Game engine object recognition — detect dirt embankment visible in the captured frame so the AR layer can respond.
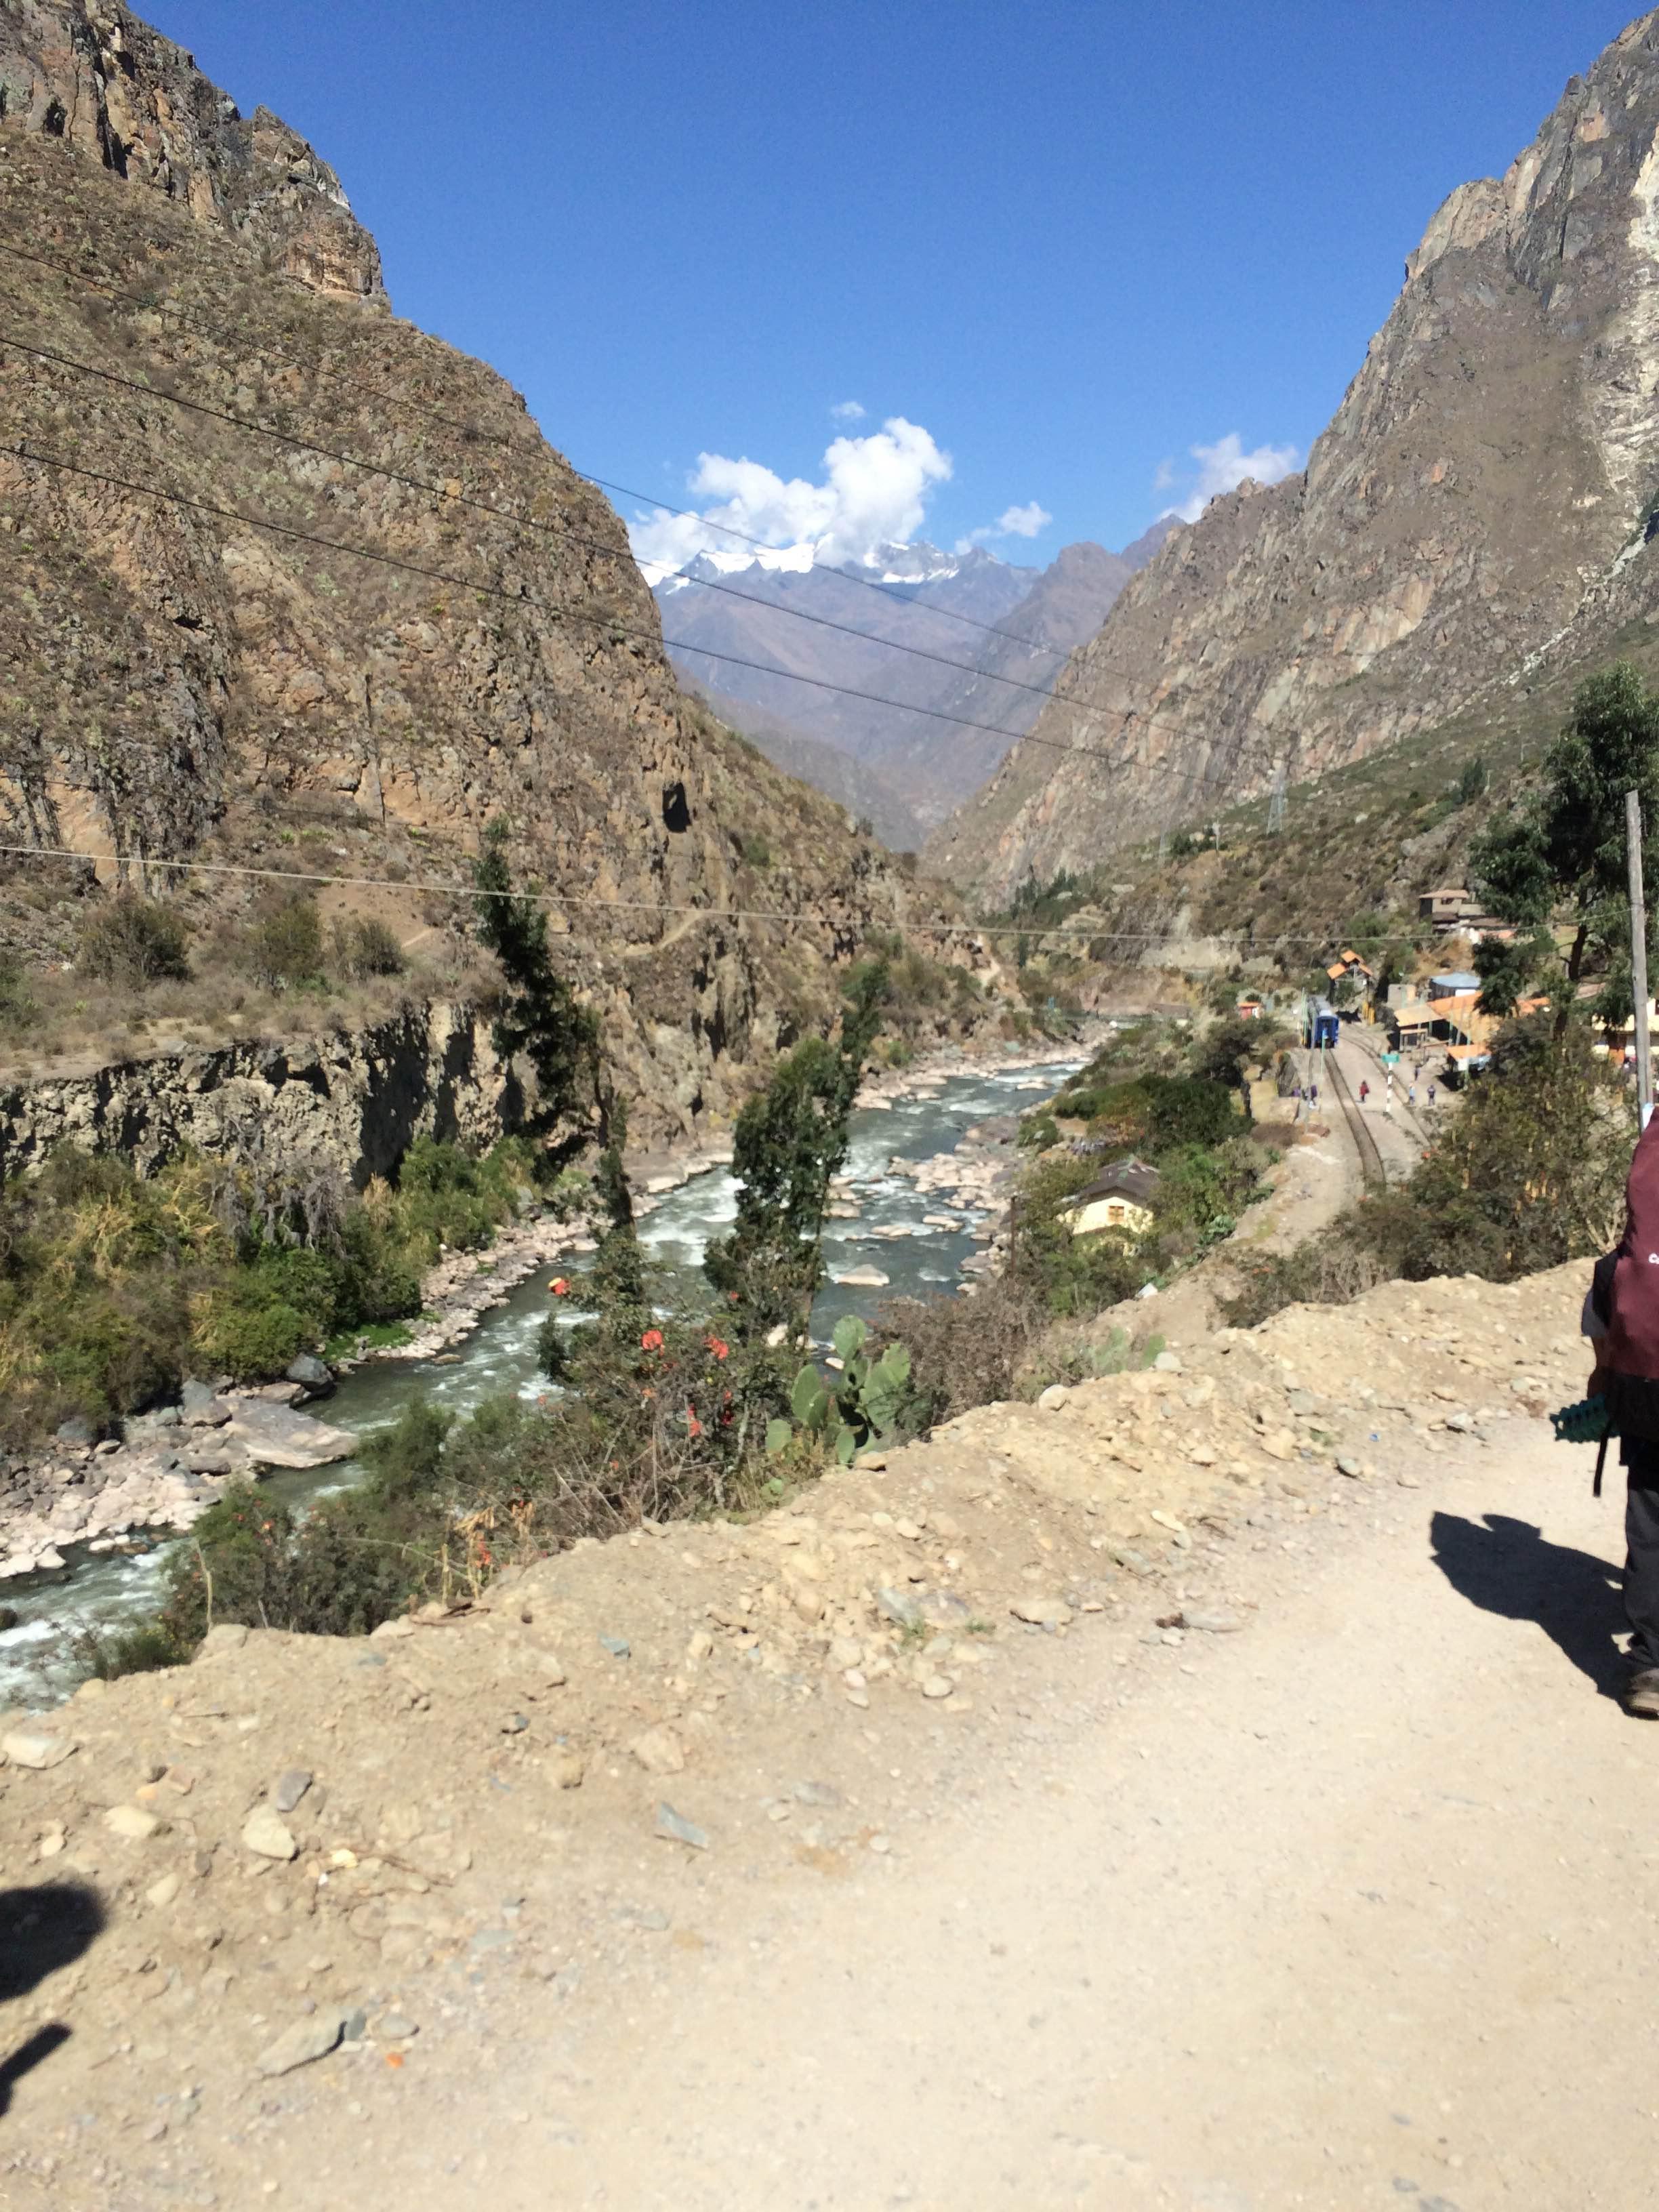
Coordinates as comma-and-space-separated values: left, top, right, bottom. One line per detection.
0, 1258, 1591, 2206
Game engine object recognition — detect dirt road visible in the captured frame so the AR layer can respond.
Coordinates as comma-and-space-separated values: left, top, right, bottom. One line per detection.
465, 1421, 1640, 2212
189, 1425, 1642, 2212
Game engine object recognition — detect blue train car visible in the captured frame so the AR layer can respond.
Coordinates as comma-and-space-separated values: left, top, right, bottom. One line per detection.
1308, 998, 1340, 1050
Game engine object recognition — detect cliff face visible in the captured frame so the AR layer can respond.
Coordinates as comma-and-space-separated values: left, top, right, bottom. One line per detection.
0, 0, 383, 298
0, 1000, 518, 1183
930, 9, 1659, 899
0, 3, 978, 1148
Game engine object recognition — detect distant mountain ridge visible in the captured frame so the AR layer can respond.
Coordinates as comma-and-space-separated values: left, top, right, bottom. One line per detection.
929, 9, 1659, 899
653, 523, 1177, 836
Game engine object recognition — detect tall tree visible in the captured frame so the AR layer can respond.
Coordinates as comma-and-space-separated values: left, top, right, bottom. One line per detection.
1471, 662, 1659, 1033
472, 818, 600, 1132
704, 959, 890, 1338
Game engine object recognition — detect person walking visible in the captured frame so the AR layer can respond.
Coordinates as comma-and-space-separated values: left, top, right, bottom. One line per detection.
1408, 1083, 1418, 1109
1584, 1120, 1659, 1714
1427, 1082, 1437, 1109
1359, 1079, 1370, 1107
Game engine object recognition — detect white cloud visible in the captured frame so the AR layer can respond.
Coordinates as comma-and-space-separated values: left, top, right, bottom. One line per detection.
1152, 457, 1176, 493
628, 416, 953, 582
953, 500, 1054, 554
830, 399, 865, 421
1161, 433, 1300, 523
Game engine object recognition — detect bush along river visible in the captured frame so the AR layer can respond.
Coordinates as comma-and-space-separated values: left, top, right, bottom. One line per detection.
0, 1046, 1083, 1704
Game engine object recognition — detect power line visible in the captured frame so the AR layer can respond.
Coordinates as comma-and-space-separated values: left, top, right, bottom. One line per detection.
9, 438, 1128, 753
0, 324, 1074, 712
0, 840, 1433, 951
0, 234, 1105, 672
0, 238, 1283, 796
580, 466, 1076, 658
0, 234, 523, 452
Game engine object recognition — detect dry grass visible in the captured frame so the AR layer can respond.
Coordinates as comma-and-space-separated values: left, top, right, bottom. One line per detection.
0, 916, 492, 1080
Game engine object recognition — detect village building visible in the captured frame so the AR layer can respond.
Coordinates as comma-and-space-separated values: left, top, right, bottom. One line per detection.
1061, 1160, 1161, 1240
1388, 998, 1437, 1052
1416, 890, 1513, 940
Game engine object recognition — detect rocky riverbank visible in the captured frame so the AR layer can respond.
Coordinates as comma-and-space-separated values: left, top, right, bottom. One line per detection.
818, 1037, 1089, 1294
0, 1386, 360, 1582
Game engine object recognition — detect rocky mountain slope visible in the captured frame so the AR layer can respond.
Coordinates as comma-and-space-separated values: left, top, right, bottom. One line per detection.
656, 529, 1173, 834
930, 8, 1659, 899
684, 683, 928, 853
0, 1, 985, 1147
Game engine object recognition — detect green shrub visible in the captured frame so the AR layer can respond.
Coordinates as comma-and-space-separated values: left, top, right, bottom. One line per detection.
77, 895, 191, 986
77, 1617, 191, 1678
1221, 1239, 1389, 1331
194, 1296, 310, 1380
334, 1212, 424, 1324
358, 1397, 453, 1498
0, 950, 39, 1027
331, 915, 405, 979
1018, 1110, 1060, 1150
247, 893, 325, 987
876, 1275, 1046, 1430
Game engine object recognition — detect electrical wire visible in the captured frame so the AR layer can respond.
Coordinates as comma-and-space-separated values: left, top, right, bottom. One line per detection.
577, 465, 1078, 657
0, 236, 1275, 805
0, 232, 1169, 692
0, 324, 1075, 711
0, 234, 522, 452
0, 226, 1086, 660
9, 438, 1129, 752
0, 840, 1427, 951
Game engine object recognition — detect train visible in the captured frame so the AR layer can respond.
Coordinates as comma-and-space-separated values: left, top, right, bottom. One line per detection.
1307, 998, 1341, 1050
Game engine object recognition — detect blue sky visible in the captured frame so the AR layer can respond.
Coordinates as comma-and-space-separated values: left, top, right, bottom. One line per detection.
152, 0, 1641, 565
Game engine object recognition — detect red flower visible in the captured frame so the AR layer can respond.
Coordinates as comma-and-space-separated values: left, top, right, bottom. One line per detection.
705, 1336, 729, 1361
548, 1277, 570, 1296
641, 1328, 664, 1351
687, 1412, 703, 1438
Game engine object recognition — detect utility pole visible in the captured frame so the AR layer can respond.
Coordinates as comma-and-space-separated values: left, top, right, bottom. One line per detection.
1628, 787, 1653, 1130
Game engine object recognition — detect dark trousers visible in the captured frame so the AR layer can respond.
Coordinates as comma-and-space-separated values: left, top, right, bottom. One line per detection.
1624, 1441, 1659, 1671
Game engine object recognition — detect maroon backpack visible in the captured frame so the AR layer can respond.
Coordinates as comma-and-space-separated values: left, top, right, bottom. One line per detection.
1601, 1113, 1659, 1441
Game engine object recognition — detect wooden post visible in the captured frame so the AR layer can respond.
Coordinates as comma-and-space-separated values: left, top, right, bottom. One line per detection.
1627, 787, 1653, 1130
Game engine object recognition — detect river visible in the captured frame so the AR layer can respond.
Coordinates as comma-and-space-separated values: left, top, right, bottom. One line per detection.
0, 1050, 1080, 1708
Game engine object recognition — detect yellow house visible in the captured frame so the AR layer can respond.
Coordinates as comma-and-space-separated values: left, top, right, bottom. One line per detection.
1062, 1159, 1161, 1240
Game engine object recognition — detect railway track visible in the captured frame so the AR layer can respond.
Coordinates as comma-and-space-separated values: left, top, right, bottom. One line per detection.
1326, 1050, 1386, 1191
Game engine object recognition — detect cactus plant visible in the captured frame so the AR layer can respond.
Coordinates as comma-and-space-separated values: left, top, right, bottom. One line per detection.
786, 1315, 913, 1465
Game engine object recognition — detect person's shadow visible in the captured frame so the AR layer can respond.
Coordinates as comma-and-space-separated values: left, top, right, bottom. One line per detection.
0, 1882, 106, 2119
1430, 1511, 1628, 1698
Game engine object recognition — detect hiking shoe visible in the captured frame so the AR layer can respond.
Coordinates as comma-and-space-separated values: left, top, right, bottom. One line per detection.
1626, 1668, 1659, 1718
